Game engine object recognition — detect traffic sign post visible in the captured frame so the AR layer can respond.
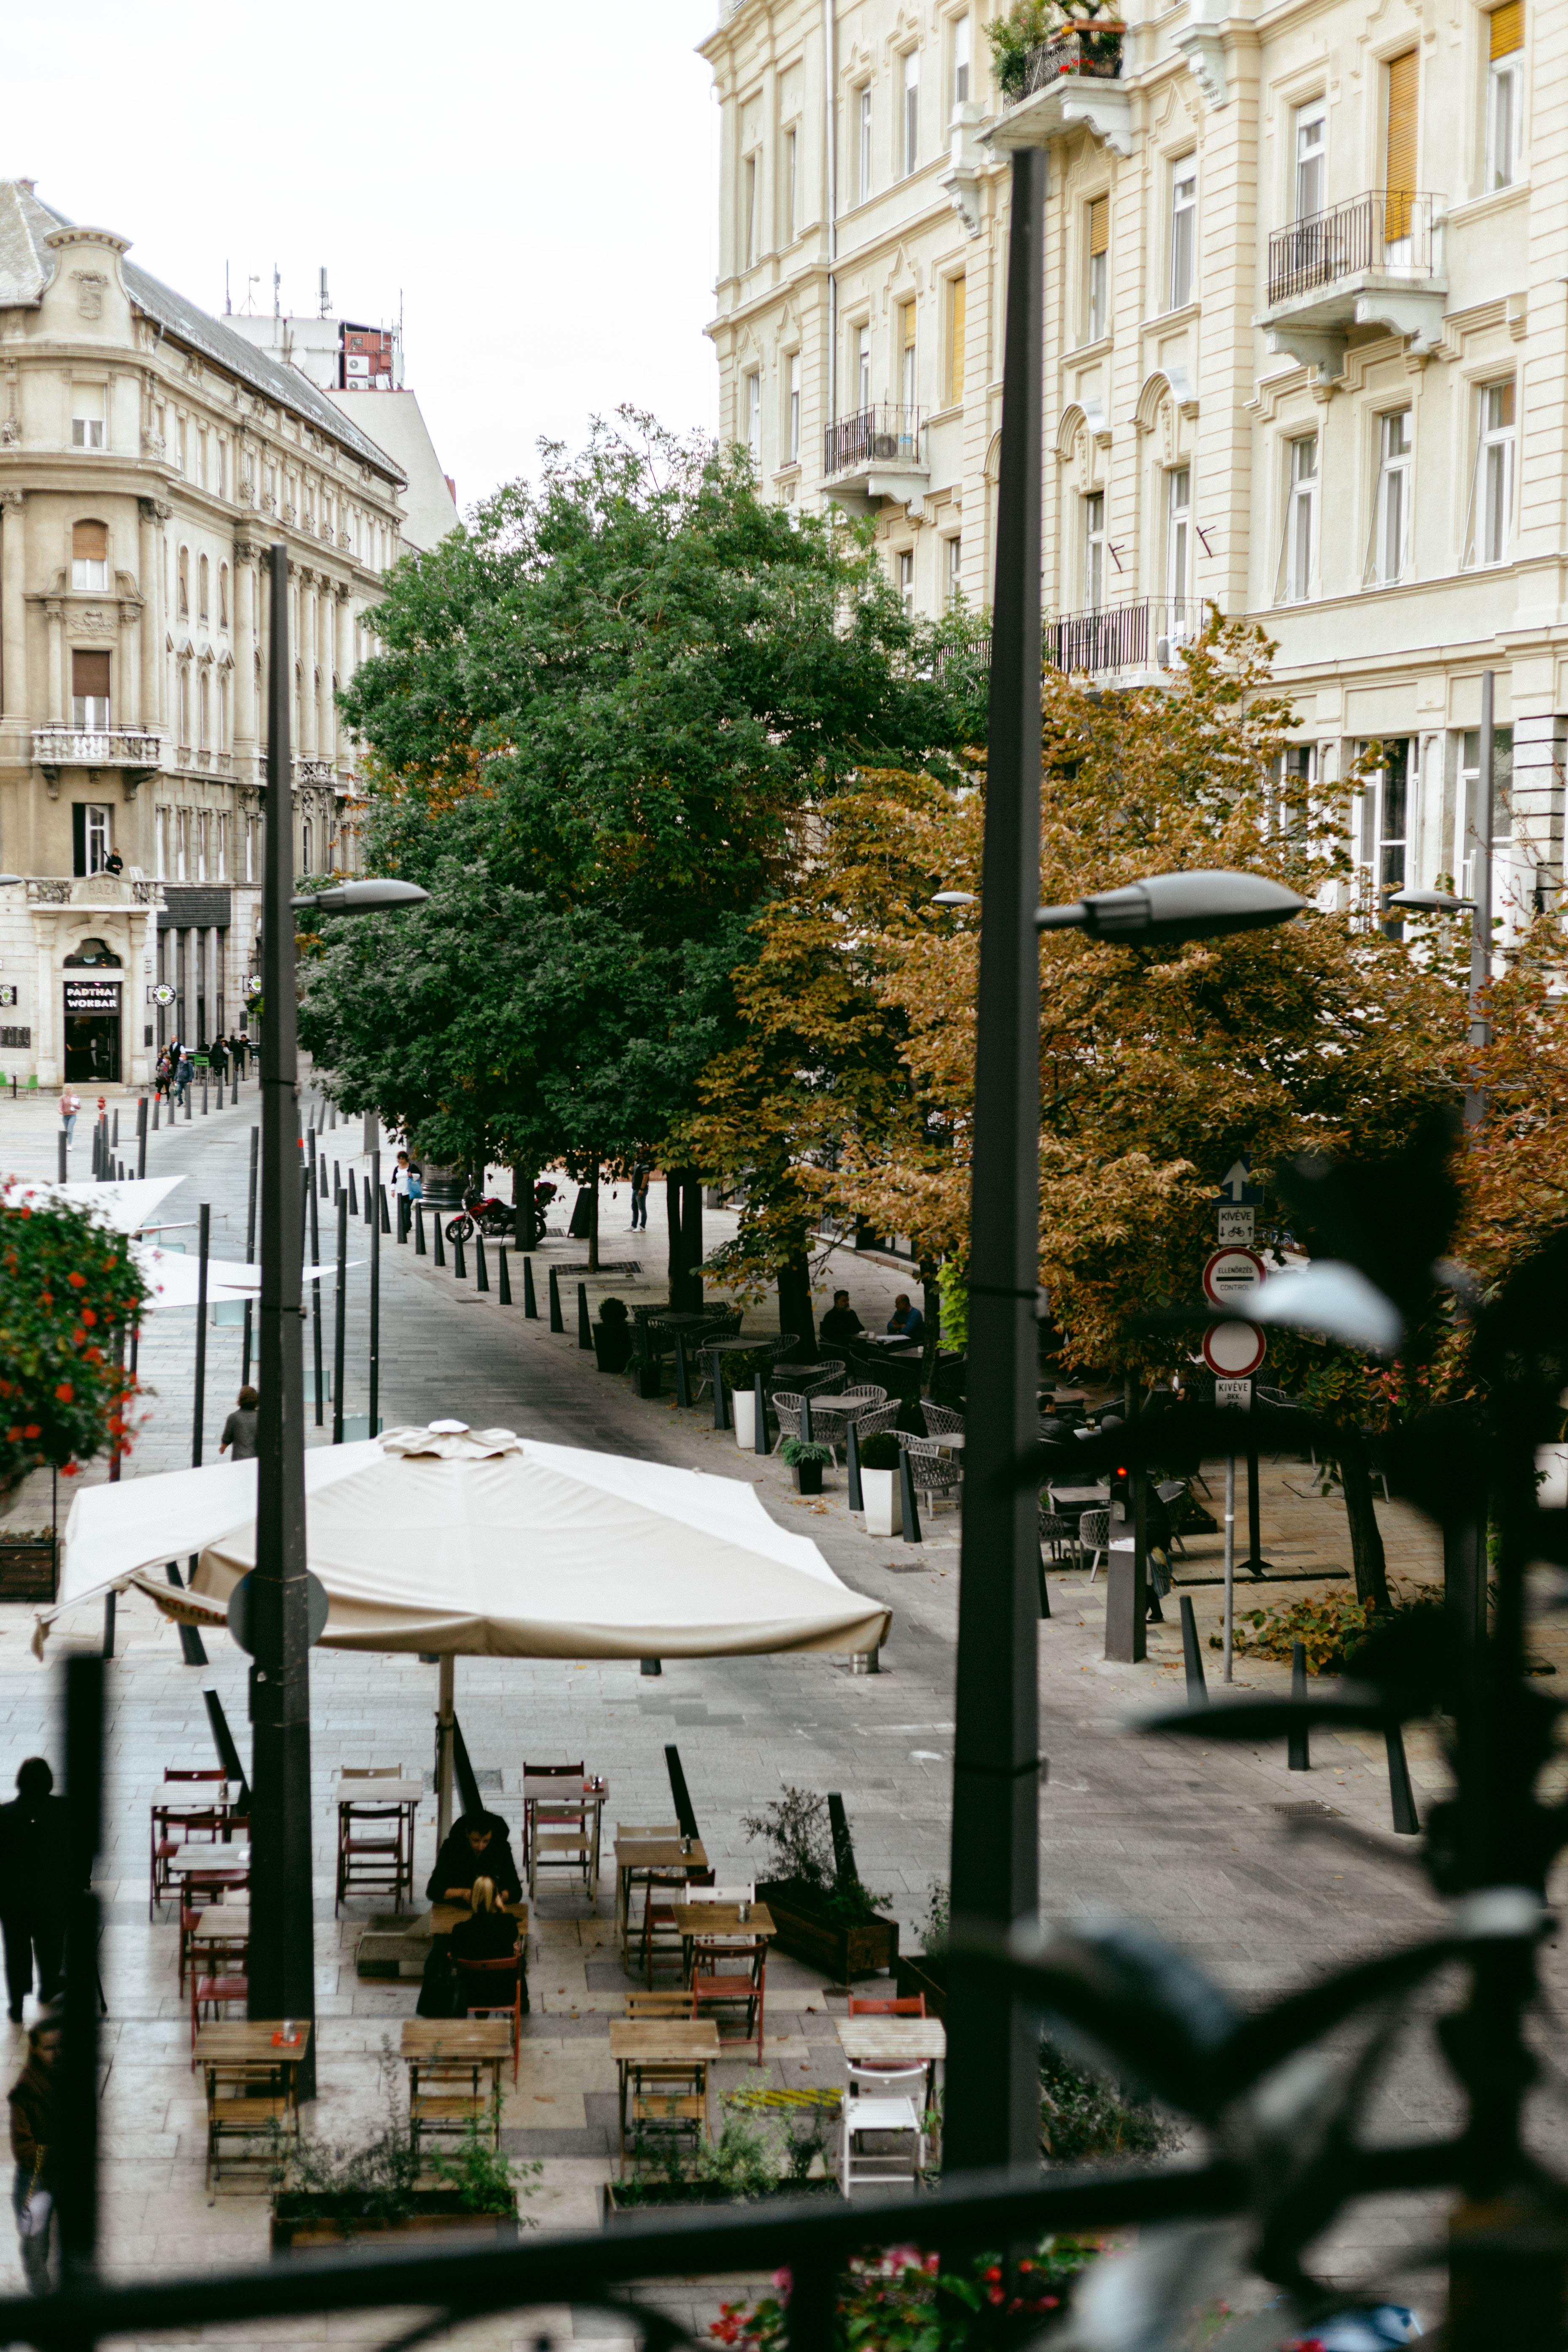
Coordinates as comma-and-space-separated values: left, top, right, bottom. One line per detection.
1203, 1248, 1267, 1310
1217, 1206, 1255, 1246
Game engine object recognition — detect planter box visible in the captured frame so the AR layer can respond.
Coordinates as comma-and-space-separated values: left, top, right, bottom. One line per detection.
791, 1460, 825, 1496
894, 1951, 948, 2022
732, 1391, 756, 1449
603, 2178, 838, 2225
631, 1361, 663, 1398
862, 1467, 901, 1537
592, 1325, 634, 1374
271, 2192, 519, 2253
756, 1879, 899, 1983
0, 1543, 56, 1603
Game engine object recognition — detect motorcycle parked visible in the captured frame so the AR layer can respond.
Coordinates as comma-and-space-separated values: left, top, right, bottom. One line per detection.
444, 1180, 556, 1247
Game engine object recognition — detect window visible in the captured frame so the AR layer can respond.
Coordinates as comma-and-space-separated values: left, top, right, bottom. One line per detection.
218, 672, 230, 753
178, 667, 190, 751
858, 87, 872, 202
213, 438, 226, 499
945, 276, 966, 406
197, 809, 209, 881
1295, 102, 1326, 220
71, 385, 105, 450
177, 546, 190, 617
198, 555, 209, 623
1086, 196, 1109, 340
899, 299, 917, 414
1373, 739, 1411, 920
1284, 434, 1318, 601
787, 353, 801, 462
1488, 3, 1523, 190
197, 430, 207, 490
856, 325, 872, 413
71, 650, 111, 730
174, 810, 188, 881
952, 13, 971, 106
1476, 379, 1517, 564
219, 563, 229, 629
785, 127, 798, 239
742, 154, 758, 267
217, 814, 228, 880
1384, 51, 1418, 249
1083, 490, 1106, 610
71, 520, 108, 591
155, 807, 169, 881
71, 805, 112, 878
301, 820, 313, 875
902, 50, 920, 176
945, 534, 963, 604
1165, 466, 1191, 602
198, 671, 210, 753
1169, 159, 1196, 310
898, 548, 915, 612
245, 816, 255, 883
1461, 726, 1514, 883
1372, 410, 1412, 585
745, 371, 761, 464
177, 416, 188, 474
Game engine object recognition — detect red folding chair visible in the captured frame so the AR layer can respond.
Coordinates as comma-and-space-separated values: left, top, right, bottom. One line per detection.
456, 1950, 524, 2086
150, 1770, 230, 1918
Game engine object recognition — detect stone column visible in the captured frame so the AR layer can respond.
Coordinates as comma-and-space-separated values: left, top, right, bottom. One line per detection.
298, 572, 318, 757
44, 600, 65, 724
233, 543, 259, 751
1, 491, 24, 722
137, 499, 161, 733
334, 588, 351, 777
317, 582, 334, 759
118, 599, 141, 730
35, 930, 57, 1089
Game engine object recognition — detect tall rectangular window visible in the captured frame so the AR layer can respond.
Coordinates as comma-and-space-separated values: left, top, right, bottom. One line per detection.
71, 386, 105, 450
787, 352, 801, 462
71, 650, 111, 729
858, 87, 872, 201
1286, 434, 1318, 601
899, 299, 917, 414
898, 548, 915, 612
72, 520, 108, 591
1377, 740, 1411, 914
856, 325, 872, 413
1165, 466, 1191, 601
1086, 196, 1109, 340
1384, 50, 1419, 248
217, 813, 229, 881
745, 371, 761, 464
155, 807, 169, 881
903, 50, 920, 176
946, 535, 963, 603
945, 276, 966, 407
1479, 379, 1516, 563
1083, 490, 1106, 610
1295, 102, 1326, 219
1488, 3, 1523, 189
1169, 159, 1196, 309
742, 155, 758, 267
785, 127, 798, 238
1373, 409, 1412, 585
72, 804, 112, 877
953, 14, 971, 105
1461, 725, 1514, 885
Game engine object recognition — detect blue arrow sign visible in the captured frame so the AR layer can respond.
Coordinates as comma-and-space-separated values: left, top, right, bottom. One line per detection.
1215, 1157, 1264, 1205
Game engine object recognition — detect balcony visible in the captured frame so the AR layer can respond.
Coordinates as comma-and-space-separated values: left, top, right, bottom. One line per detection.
1046, 598, 1200, 681
34, 727, 161, 779
821, 406, 928, 503
1260, 190, 1447, 376
988, 24, 1131, 157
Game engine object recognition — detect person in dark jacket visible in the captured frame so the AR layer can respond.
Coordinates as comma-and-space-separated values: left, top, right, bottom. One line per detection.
0, 1763, 79, 2023
8, 2008, 60, 2292
425, 1810, 522, 1910
819, 1291, 865, 1345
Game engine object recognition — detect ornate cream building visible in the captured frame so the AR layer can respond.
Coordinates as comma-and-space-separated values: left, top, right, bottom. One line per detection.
0, 180, 408, 1090
702, 0, 1562, 927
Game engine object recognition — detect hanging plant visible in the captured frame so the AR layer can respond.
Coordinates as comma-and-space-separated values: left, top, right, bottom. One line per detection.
987, 0, 1124, 100
0, 1187, 146, 1501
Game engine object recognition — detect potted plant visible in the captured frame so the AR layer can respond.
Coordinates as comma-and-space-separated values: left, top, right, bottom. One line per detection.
592, 1296, 634, 1374
859, 1430, 903, 1536
986, 0, 1124, 102
895, 1879, 950, 2019
270, 2056, 534, 2251
742, 1788, 899, 1982
722, 1348, 776, 1449
603, 2091, 840, 2220
0, 1526, 57, 1604
628, 1317, 663, 1398
780, 1436, 832, 1496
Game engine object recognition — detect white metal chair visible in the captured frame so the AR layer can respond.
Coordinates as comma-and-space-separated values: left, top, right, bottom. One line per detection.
841, 2063, 928, 2197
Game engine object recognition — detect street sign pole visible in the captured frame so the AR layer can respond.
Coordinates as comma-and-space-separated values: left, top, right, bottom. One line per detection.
1224, 1454, 1237, 1680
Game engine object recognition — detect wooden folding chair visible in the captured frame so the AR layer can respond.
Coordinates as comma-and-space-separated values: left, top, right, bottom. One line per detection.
455, 1951, 524, 2086
203, 2059, 296, 2190
409, 2055, 499, 2158
691, 1941, 766, 2066
336, 1767, 412, 1914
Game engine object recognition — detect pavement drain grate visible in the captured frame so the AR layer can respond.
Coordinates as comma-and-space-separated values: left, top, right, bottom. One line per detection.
1270, 1799, 1341, 1818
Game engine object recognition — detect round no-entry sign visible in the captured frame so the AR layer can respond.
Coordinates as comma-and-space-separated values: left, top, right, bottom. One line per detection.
1203, 1319, 1267, 1378
1203, 1246, 1266, 1308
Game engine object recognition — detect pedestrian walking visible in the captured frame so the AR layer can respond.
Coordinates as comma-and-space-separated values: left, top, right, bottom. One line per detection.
57, 1091, 79, 1150
174, 1051, 194, 1106
208, 1036, 227, 1084
219, 1387, 259, 1462
629, 1163, 650, 1231
229, 1033, 247, 1078
8, 2009, 60, 2295
0, 1761, 76, 2024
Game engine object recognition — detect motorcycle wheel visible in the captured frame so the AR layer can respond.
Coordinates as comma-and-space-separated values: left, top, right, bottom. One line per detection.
446, 1215, 474, 1245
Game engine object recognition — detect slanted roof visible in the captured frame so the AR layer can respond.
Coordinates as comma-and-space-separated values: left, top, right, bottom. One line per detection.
0, 181, 404, 487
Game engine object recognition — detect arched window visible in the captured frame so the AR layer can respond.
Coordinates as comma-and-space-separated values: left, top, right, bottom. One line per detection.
218, 672, 230, 751
177, 547, 190, 618
71, 520, 108, 591
198, 670, 210, 751
198, 555, 209, 622
177, 666, 190, 749
218, 564, 229, 629
63, 935, 122, 968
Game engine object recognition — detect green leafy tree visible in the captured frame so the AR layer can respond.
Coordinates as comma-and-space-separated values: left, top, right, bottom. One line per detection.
0, 1190, 145, 1498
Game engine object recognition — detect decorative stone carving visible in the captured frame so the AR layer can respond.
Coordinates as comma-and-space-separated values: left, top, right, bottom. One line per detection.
74, 610, 115, 635
71, 270, 108, 320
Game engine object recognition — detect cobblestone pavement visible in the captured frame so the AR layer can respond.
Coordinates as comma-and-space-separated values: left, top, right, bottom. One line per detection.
0, 1080, 1542, 2343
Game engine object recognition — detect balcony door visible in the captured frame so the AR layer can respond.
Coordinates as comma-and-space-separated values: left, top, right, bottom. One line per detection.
71, 649, 110, 732
1384, 51, 1418, 259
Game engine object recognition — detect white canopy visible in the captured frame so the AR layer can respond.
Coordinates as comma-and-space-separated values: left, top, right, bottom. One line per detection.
3, 1174, 184, 1233
47, 1422, 891, 1659
131, 1244, 347, 1311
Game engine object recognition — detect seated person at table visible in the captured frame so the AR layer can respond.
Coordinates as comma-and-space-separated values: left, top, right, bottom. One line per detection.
886, 1293, 925, 1342
819, 1291, 865, 1346
425, 1809, 523, 1911
451, 1876, 523, 1966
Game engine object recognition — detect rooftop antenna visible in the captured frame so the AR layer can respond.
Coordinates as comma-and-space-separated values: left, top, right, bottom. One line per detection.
225, 261, 231, 315
245, 274, 260, 316
273, 264, 281, 322
319, 266, 330, 319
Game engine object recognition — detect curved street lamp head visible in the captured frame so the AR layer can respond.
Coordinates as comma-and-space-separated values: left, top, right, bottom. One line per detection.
1036, 869, 1306, 946
931, 890, 977, 908
292, 878, 431, 918
1384, 886, 1474, 914
0, 875, 24, 886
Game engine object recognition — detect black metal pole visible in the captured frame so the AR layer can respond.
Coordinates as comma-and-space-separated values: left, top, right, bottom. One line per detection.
1288, 1641, 1311, 1770
945, 138, 1045, 2176
333, 1192, 347, 1446
1465, 667, 1495, 1130
1179, 1595, 1208, 1707
58, 1651, 103, 2287
58, 1130, 67, 1183
242, 1125, 259, 1390
136, 1093, 147, 1179
369, 1146, 381, 1438
192, 1202, 210, 1464
246, 541, 316, 2095
308, 1129, 324, 1428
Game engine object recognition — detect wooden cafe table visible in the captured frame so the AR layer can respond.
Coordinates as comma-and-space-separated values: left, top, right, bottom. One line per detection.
614, 1835, 708, 1940
401, 2019, 513, 2152
195, 2021, 311, 2184
835, 2014, 947, 2106
608, 2016, 720, 2154
669, 1901, 776, 1981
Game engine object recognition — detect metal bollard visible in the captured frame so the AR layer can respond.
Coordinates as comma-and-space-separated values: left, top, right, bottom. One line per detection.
414, 1203, 426, 1257
1179, 1595, 1208, 1708
753, 1371, 769, 1457
475, 1236, 489, 1293
497, 1247, 512, 1303
522, 1257, 538, 1317
1386, 1724, 1420, 1834
898, 1446, 923, 1544
577, 1281, 591, 1349
547, 1266, 563, 1332
432, 1214, 446, 1269
452, 1232, 467, 1280
1288, 1640, 1311, 1770
846, 1418, 864, 1512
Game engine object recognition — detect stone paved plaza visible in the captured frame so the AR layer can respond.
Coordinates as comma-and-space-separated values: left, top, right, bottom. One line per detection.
0, 1078, 1539, 2344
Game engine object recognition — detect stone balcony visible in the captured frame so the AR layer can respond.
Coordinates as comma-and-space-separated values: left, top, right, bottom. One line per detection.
33, 726, 162, 794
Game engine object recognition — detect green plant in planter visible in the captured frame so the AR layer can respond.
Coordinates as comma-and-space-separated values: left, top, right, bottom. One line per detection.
779, 1436, 833, 1467
740, 1787, 891, 1926
619, 2094, 827, 2203
721, 1347, 776, 1391
426, 2124, 540, 2216
272, 2049, 535, 2233
597, 1296, 630, 1327
859, 1431, 903, 1471
986, 0, 1121, 99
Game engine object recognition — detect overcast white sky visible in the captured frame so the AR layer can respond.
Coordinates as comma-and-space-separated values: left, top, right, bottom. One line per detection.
8, 0, 721, 518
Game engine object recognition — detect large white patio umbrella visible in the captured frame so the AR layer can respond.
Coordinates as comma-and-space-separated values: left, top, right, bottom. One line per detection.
43, 1421, 892, 1832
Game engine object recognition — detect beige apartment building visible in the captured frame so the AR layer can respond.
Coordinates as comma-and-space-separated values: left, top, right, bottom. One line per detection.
703, 0, 1563, 927
0, 181, 408, 1091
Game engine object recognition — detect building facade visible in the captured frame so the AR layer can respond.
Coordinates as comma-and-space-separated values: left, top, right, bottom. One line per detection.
0, 182, 408, 1090
702, 0, 1563, 927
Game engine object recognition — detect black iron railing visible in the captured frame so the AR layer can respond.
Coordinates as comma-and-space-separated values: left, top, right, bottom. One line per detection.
1020, 27, 1124, 96
1267, 189, 1440, 307
823, 404, 924, 478
1047, 597, 1200, 675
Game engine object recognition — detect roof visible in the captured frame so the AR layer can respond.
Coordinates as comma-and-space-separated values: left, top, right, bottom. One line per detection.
0, 182, 404, 486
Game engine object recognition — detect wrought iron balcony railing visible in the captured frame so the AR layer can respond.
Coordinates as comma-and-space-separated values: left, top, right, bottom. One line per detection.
1267, 189, 1440, 308
823, 404, 924, 479
1047, 596, 1200, 675
32, 726, 161, 768
1019, 24, 1124, 96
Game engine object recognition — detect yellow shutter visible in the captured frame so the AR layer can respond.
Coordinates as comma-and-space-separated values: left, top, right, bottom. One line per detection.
900, 298, 917, 351
1490, 1, 1523, 58
1385, 51, 1418, 241
947, 276, 967, 406
1088, 194, 1109, 255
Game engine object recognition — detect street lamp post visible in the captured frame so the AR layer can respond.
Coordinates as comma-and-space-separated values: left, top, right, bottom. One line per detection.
246, 545, 429, 2092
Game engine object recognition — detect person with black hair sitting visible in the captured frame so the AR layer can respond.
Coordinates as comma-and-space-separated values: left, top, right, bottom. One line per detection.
425, 1809, 523, 1911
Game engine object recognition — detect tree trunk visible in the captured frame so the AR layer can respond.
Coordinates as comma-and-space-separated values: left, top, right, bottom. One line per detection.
588, 1160, 599, 1273
919, 1256, 941, 1395
1339, 1425, 1392, 1612
680, 1174, 704, 1311
513, 1166, 535, 1252
777, 1247, 817, 1360
665, 1171, 685, 1308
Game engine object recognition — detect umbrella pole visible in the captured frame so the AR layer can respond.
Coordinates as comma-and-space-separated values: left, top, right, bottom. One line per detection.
436, 1655, 455, 1847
